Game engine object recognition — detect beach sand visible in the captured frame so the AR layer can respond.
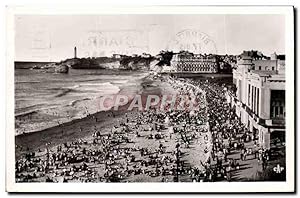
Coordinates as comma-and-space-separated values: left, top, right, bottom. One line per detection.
15, 75, 212, 182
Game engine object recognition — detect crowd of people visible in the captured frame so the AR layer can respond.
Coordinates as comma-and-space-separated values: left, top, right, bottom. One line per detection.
15, 74, 210, 182
186, 78, 272, 181
15, 74, 271, 183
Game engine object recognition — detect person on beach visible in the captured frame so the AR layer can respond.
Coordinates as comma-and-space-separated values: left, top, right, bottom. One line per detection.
16, 75, 255, 183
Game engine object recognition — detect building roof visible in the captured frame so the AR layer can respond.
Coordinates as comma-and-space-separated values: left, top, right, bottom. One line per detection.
240, 50, 269, 60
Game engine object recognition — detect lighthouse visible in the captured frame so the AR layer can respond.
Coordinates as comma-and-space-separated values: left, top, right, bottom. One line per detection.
74, 46, 77, 58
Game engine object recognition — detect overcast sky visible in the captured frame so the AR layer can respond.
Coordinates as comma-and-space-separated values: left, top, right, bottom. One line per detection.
15, 14, 285, 62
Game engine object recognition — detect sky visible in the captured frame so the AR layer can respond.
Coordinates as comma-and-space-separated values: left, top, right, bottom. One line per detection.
15, 14, 285, 62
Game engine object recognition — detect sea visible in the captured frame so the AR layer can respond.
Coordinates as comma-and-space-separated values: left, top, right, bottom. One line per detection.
15, 68, 146, 135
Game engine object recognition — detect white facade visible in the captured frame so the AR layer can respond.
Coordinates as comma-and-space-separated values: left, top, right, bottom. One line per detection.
227, 52, 285, 149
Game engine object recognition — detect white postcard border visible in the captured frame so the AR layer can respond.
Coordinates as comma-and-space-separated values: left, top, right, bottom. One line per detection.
6, 5, 295, 193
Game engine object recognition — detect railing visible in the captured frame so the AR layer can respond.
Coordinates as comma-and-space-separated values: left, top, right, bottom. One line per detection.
265, 119, 285, 126
226, 90, 285, 127
245, 105, 253, 118
253, 114, 266, 125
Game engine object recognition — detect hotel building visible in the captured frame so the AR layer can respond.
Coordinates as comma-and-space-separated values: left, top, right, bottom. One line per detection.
170, 51, 218, 73
227, 51, 285, 149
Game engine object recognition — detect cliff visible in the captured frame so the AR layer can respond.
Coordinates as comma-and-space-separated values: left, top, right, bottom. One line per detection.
14, 62, 55, 69
15, 55, 159, 72
54, 64, 69, 73
69, 57, 118, 69
119, 56, 155, 70
15, 62, 69, 74
68, 56, 157, 71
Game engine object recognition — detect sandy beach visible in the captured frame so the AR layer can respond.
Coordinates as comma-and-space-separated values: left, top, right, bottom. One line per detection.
15, 74, 212, 182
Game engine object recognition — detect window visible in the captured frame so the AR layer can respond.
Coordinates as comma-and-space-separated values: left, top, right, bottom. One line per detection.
251, 86, 254, 110
270, 90, 285, 118
257, 88, 260, 115
259, 66, 261, 70
279, 106, 283, 115
254, 87, 256, 113
272, 67, 275, 71
248, 84, 251, 106
238, 80, 242, 101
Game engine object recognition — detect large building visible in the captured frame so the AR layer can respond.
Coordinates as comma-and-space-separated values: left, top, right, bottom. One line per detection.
170, 51, 218, 73
227, 51, 285, 149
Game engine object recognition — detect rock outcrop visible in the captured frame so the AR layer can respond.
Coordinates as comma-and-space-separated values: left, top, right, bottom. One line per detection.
54, 64, 69, 73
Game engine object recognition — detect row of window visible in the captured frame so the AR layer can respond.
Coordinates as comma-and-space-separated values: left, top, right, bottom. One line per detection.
247, 84, 260, 115
173, 63, 217, 67
270, 90, 285, 119
175, 65, 217, 69
172, 59, 217, 63
257, 66, 276, 71
271, 106, 285, 118
177, 66, 217, 72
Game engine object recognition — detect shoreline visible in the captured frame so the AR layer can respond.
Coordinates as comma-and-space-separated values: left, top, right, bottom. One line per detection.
15, 75, 213, 182
15, 72, 150, 158
15, 71, 149, 136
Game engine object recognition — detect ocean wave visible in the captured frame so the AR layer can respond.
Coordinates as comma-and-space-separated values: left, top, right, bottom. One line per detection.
53, 85, 81, 97
16, 81, 43, 84
79, 82, 112, 86
69, 84, 81, 89
15, 81, 122, 134
15, 109, 38, 118
75, 82, 121, 94
112, 80, 129, 84
15, 104, 58, 118
54, 88, 73, 97
15, 103, 46, 116
68, 98, 91, 106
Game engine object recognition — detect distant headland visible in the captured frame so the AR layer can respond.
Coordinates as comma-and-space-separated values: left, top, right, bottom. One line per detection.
14, 47, 237, 74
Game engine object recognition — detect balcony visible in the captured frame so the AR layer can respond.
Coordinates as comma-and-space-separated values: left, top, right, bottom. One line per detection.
272, 119, 285, 125
266, 118, 285, 126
